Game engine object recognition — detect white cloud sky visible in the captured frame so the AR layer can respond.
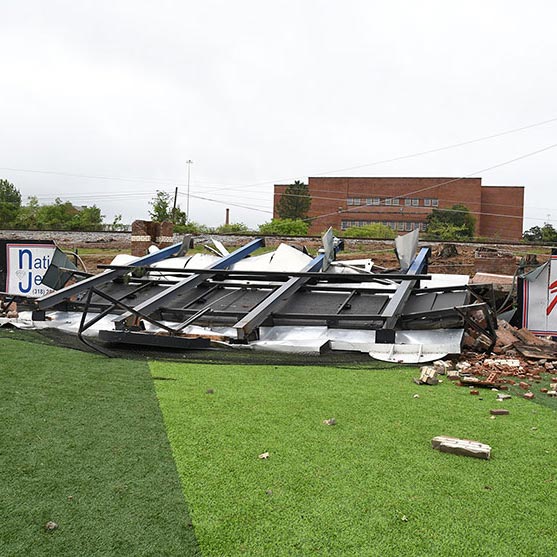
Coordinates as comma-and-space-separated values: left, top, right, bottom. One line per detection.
1, 0, 556, 230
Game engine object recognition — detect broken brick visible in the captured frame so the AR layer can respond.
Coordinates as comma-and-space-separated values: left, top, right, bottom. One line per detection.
523, 392, 535, 400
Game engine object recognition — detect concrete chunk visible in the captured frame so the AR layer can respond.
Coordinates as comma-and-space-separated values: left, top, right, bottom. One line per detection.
431, 436, 491, 460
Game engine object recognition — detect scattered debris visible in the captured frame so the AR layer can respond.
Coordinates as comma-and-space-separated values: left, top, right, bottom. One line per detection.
0, 230, 495, 363
206, 389, 215, 394
490, 409, 510, 415
3, 234, 557, 375
413, 366, 439, 385
322, 418, 337, 426
523, 392, 535, 400
436, 244, 458, 259
431, 436, 491, 460
433, 360, 453, 374
258, 452, 270, 460
44, 521, 58, 532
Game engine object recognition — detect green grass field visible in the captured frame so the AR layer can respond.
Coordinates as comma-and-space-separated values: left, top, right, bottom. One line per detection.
0, 336, 200, 557
2, 332, 557, 556
152, 361, 557, 557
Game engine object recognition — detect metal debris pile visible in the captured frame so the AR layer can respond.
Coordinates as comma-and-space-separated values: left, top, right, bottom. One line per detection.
1, 230, 556, 364
0, 229, 498, 362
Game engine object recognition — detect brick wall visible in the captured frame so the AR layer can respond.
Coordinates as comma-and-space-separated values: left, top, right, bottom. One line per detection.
131, 220, 174, 256
273, 177, 524, 240
479, 186, 524, 241
305, 177, 484, 235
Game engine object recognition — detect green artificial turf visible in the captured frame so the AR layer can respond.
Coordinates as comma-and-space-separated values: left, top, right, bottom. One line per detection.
152, 361, 557, 557
0, 338, 200, 557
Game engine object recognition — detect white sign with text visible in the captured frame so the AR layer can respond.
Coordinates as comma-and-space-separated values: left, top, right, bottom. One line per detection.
6, 243, 55, 297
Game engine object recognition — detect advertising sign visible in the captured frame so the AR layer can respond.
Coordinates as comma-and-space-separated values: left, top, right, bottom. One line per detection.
4, 242, 56, 297
521, 254, 557, 335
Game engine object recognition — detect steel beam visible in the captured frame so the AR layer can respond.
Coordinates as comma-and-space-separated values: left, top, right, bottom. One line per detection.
37, 241, 186, 310
113, 237, 264, 329
233, 253, 327, 340
381, 247, 430, 331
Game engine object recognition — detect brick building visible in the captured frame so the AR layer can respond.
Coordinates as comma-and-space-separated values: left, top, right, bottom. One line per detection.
273, 177, 524, 240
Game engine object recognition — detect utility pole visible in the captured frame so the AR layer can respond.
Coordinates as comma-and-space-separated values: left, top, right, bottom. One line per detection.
172, 186, 178, 223
186, 160, 193, 221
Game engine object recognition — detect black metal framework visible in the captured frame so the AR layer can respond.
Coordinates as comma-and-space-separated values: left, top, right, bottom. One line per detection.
22, 236, 495, 356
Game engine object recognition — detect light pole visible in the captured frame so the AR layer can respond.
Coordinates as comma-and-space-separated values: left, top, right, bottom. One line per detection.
186, 160, 193, 221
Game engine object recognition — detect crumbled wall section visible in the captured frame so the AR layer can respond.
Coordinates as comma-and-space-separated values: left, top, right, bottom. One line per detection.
131, 220, 174, 256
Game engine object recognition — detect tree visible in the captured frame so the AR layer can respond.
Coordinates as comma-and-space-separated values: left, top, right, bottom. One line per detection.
258, 218, 309, 236
343, 223, 396, 239
425, 204, 475, 240
13, 197, 103, 230
71, 205, 103, 230
215, 222, 251, 234
174, 221, 211, 234
35, 198, 77, 229
424, 221, 471, 241
14, 195, 40, 229
149, 190, 173, 222
522, 223, 557, 243
111, 214, 125, 231
0, 179, 22, 226
276, 181, 310, 220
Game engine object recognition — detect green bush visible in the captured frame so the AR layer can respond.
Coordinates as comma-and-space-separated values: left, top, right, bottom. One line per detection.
424, 222, 471, 241
342, 223, 396, 239
214, 222, 251, 234
258, 218, 309, 236
174, 221, 211, 234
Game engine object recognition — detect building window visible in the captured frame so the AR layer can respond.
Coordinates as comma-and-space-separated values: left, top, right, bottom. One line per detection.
420, 222, 427, 231
424, 198, 431, 207
341, 220, 349, 230
385, 198, 392, 206
347, 198, 354, 206
405, 198, 412, 206
392, 198, 400, 206
431, 198, 439, 207
353, 198, 361, 206
373, 197, 380, 205
412, 198, 419, 206
365, 198, 373, 206
397, 222, 405, 231
405, 222, 413, 231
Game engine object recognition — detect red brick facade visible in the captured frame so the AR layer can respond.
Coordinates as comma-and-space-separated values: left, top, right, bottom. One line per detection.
273, 177, 524, 240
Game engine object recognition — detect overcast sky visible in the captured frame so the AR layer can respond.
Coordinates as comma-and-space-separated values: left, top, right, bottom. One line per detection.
1, 0, 556, 230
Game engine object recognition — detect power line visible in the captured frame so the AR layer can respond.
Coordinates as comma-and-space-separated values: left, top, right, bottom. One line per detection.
202, 115, 557, 194
2, 114, 557, 195
306, 141, 557, 224
177, 192, 272, 214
